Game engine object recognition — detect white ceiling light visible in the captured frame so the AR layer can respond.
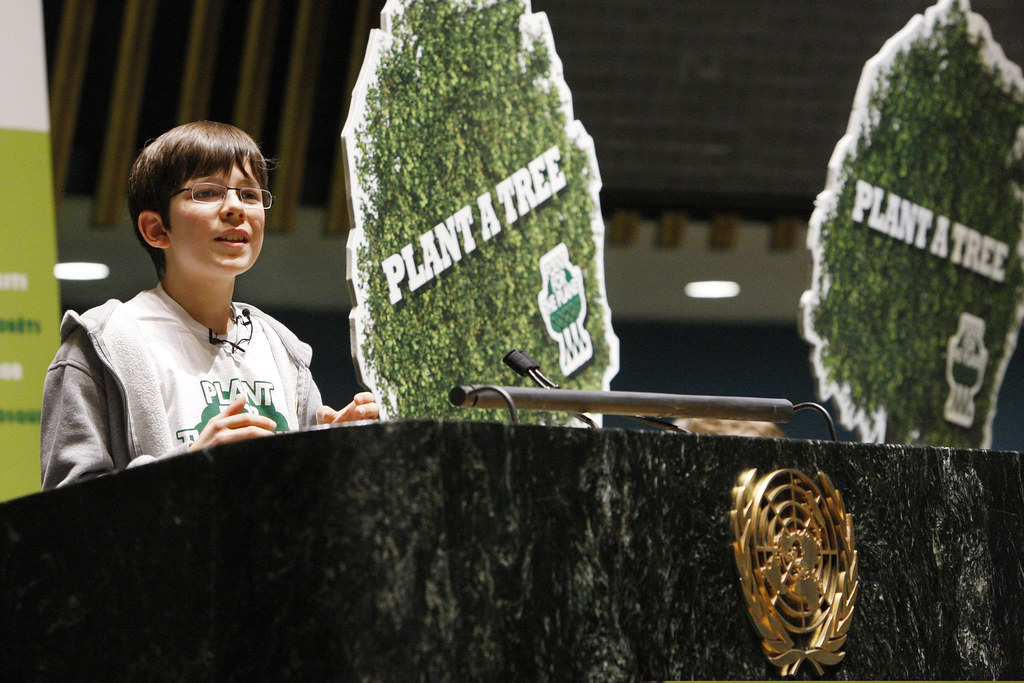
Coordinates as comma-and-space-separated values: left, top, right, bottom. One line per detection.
685, 280, 740, 299
54, 262, 110, 281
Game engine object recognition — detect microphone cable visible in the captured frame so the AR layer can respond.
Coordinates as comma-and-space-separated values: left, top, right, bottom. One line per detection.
208, 308, 253, 355
793, 401, 838, 441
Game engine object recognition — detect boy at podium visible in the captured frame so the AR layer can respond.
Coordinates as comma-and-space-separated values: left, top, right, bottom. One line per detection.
40, 121, 377, 489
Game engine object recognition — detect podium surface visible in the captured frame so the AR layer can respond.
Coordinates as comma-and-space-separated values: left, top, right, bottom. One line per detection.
2, 420, 1022, 679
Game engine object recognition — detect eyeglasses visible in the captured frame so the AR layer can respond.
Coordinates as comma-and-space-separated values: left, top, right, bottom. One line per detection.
170, 182, 274, 209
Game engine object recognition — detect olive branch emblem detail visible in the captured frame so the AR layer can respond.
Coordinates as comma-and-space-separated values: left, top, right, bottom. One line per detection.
731, 469, 859, 676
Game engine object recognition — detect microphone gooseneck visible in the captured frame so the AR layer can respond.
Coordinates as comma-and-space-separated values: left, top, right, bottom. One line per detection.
503, 349, 687, 431
462, 349, 835, 440
503, 348, 598, 429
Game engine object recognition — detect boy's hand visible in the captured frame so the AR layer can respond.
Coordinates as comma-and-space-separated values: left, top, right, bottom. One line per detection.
316, 391, 379, 424
189, 396, 278, 450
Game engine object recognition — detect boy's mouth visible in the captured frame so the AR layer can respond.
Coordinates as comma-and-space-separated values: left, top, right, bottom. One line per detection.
217, 234, 249, 243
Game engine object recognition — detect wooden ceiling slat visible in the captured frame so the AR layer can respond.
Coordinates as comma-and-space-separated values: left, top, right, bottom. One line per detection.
609, 210, 641, 246
233, 0, 281, 143
326, 0, 377, 236
656, 212, 687, 248
93, 0, 159, 226
49, 0, 96, 203
271, 0, 328, 232
177, 0, 226, 124
710, 214, 739, 250
770, 217, 802, 251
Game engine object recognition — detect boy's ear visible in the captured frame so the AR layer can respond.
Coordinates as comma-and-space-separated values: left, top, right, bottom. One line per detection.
137, 210, 170, 249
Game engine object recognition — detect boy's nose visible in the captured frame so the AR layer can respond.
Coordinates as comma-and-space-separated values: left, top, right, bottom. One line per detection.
220, 190, 248, 217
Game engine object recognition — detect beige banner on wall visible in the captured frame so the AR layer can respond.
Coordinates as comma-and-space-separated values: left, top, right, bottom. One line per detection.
0, 0, 60, 500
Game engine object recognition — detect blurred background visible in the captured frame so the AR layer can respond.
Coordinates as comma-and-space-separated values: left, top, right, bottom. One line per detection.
40, 0, 1024, 445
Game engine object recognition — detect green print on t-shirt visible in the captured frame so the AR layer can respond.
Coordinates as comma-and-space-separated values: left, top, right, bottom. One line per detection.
175, 378, 290, 445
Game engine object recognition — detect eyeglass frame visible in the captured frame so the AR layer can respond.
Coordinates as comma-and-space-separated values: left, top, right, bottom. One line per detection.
169, 182, 274, 209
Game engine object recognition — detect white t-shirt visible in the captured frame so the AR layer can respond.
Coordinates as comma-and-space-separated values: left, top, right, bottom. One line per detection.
123, 285, 297, 447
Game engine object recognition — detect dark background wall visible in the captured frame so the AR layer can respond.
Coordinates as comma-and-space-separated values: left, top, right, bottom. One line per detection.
543, 0, 1024, 215
48, 0, 1024, 449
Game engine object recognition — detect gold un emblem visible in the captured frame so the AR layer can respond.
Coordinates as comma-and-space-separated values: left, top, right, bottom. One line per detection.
731, 469, 858, 676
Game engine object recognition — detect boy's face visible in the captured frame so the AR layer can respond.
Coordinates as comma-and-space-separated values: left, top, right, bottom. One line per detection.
160, 161, 265, 287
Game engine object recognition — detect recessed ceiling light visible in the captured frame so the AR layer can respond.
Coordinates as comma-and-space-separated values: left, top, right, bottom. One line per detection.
54, 262, 110, 281
685, 280, 740, 299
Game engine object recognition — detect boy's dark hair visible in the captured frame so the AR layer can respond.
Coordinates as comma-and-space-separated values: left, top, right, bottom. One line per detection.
127, 121, 270, 279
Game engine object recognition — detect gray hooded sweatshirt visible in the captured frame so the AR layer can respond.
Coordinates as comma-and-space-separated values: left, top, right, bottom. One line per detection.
40, 299, 322, 490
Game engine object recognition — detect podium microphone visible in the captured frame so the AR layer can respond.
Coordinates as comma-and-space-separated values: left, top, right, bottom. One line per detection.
453, 349, 838, 440
503, 349, 682, 431
502, 349, 598, 428
503, 349, 557, 388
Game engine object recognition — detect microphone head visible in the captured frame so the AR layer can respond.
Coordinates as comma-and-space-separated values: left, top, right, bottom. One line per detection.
503, 349, 540, 377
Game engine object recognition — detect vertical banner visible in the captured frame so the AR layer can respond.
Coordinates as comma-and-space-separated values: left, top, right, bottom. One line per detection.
0, 0, 60, 499
801, 0, 1024, 448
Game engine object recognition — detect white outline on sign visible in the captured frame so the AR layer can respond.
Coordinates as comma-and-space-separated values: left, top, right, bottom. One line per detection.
800, 0, 1024, 447
340, 0, 619, 420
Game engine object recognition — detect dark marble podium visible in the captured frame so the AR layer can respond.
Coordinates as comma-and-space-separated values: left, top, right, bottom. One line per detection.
1, 420, 1022, 680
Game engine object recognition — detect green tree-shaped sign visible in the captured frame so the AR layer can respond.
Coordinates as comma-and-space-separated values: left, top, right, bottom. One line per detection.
342, 0, 618, 421
801, 0, 1024, 447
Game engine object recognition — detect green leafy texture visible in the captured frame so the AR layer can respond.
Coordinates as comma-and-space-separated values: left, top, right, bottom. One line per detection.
810, 1, 1024, 446
352, 0, 611, 421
